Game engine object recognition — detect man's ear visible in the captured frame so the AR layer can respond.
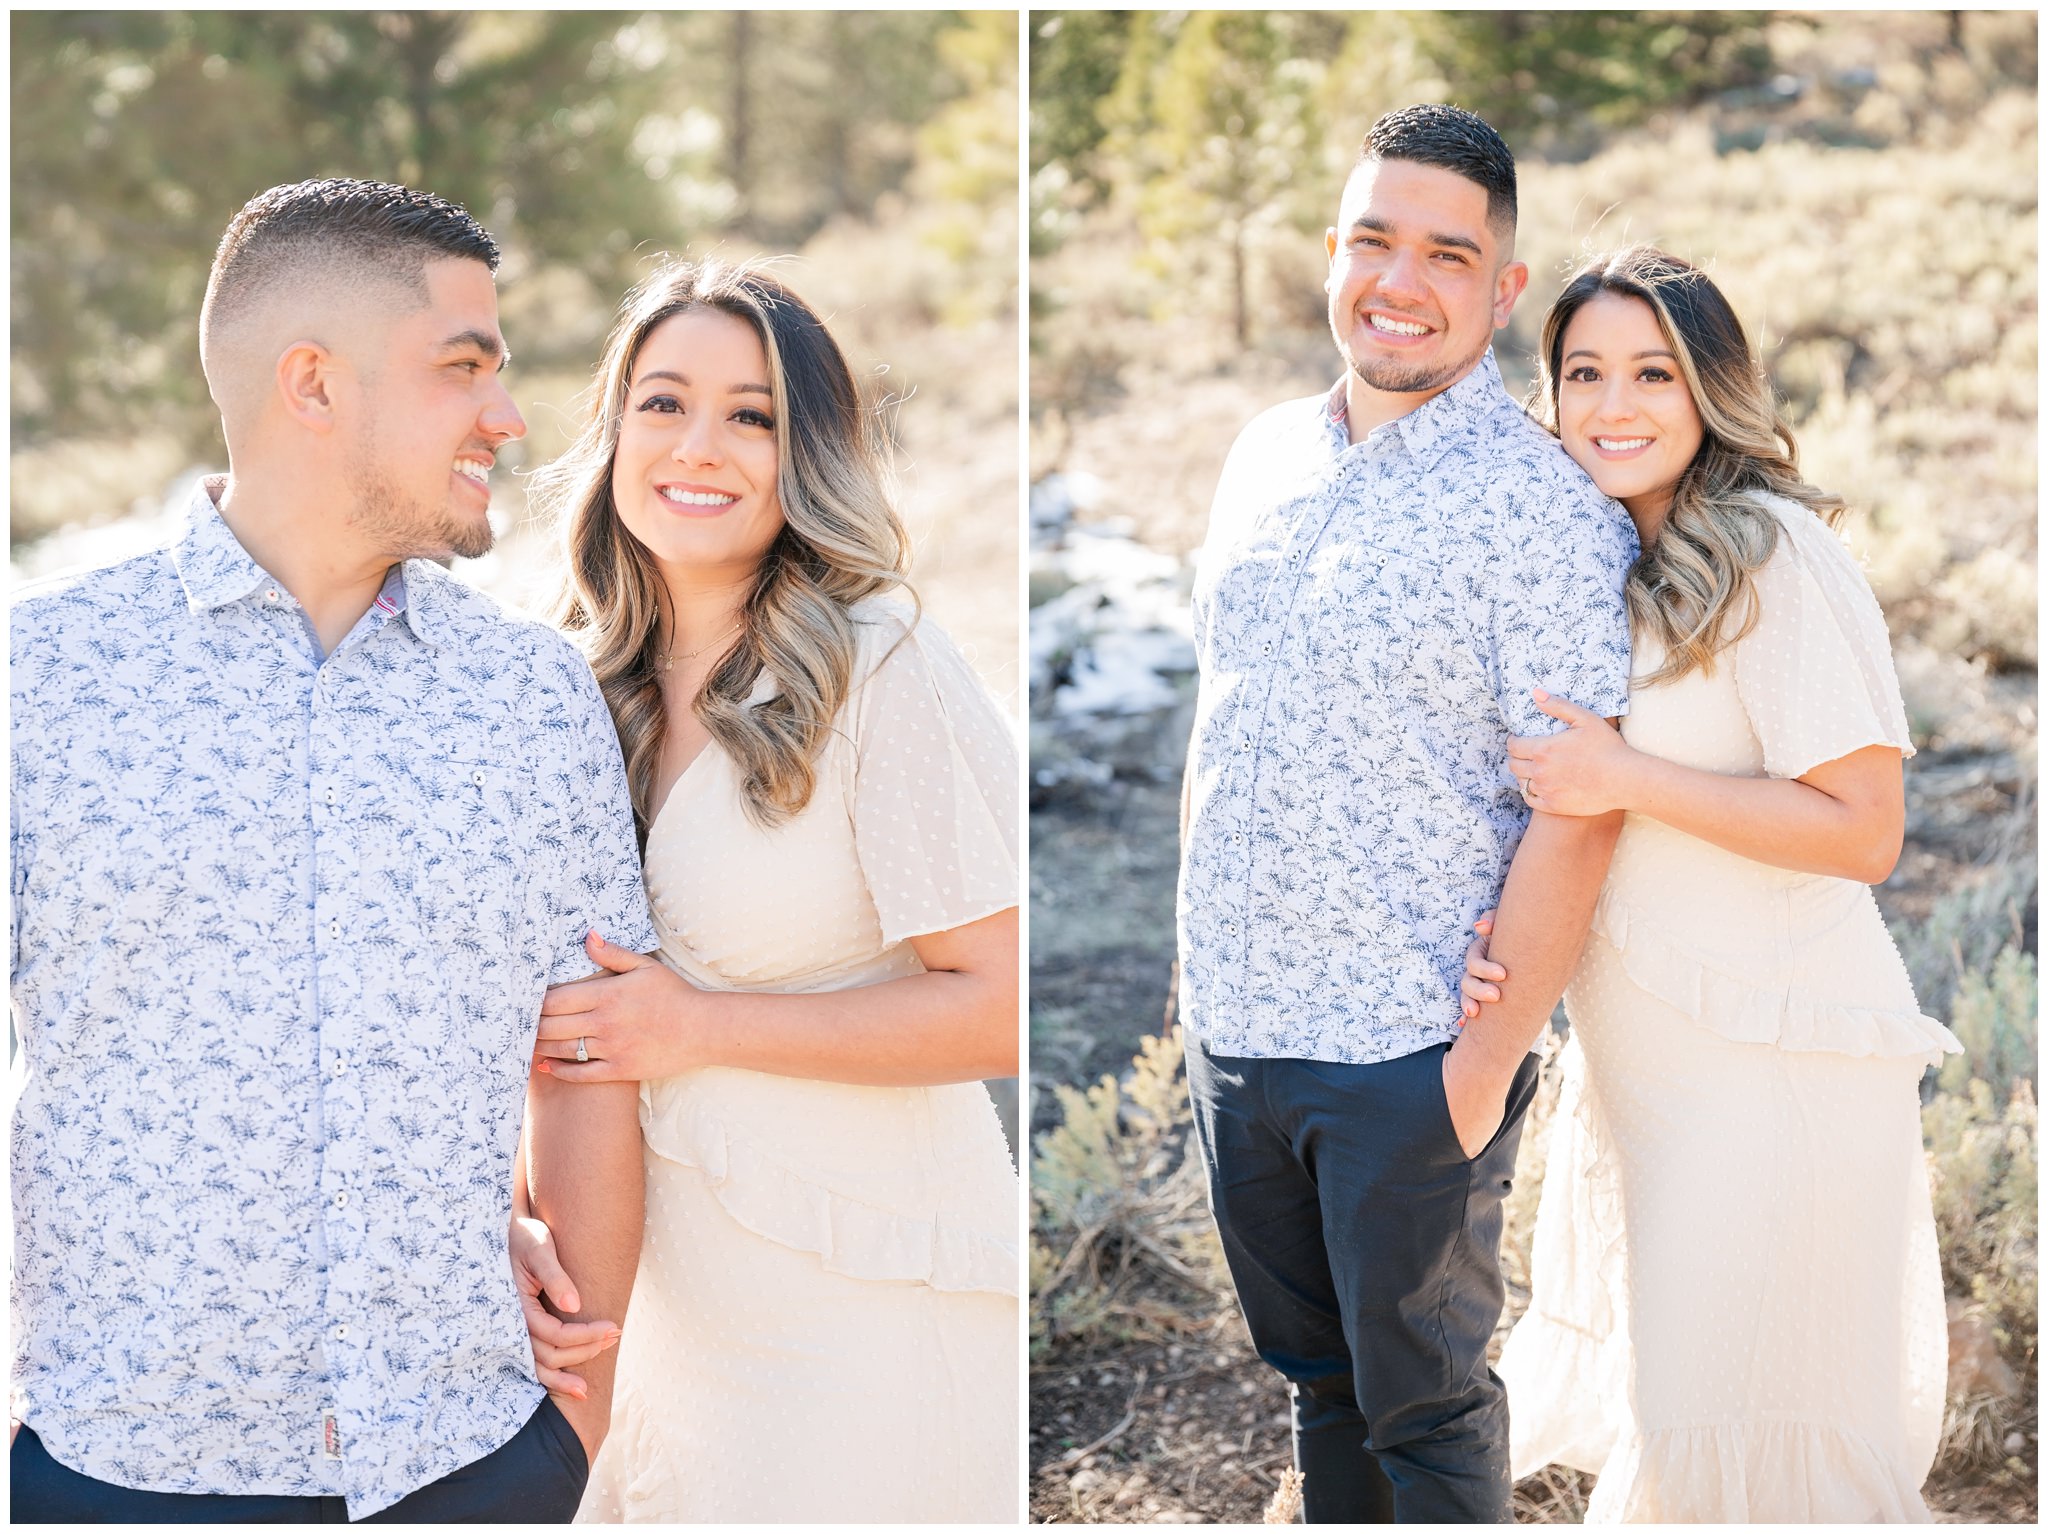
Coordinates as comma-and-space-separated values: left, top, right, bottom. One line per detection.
275, 340, 341, 434
1492, 259, 1530, 330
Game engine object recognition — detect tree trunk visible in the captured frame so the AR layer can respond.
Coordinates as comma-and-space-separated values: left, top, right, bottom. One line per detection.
825, 11, 854, 215
729, 12, 752, 220
1231, 218, 1249, 349
398, 13, 456, 185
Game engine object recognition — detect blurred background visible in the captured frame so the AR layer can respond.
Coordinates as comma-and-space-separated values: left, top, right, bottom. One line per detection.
11, 8, 1017, 686
1026, 10, 2036, 1523
9, 10, 1021, 1137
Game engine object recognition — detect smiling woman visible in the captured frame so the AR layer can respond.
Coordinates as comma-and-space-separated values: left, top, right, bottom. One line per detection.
611, 308, 785, 599
519, 257, 1022, 1524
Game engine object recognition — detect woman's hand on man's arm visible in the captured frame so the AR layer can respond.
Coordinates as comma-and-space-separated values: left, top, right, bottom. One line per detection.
508, 1212, 621, 1400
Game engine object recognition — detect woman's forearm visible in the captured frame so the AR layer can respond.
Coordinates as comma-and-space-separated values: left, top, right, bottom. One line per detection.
1619, 747, 1903, 883
690, 964, 1017, 1086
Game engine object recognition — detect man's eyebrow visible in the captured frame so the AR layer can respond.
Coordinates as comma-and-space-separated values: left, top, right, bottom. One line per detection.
631, 369, 772, 397
435, 329, 509, 368
1349, 215, 1483, 257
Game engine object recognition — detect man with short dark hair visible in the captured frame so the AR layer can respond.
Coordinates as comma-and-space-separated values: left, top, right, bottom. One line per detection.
1178, 105, 1638, 1521
10, 178, 659, 1521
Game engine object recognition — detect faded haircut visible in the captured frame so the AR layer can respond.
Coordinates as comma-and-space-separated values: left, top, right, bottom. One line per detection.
1356, 103, 1518, 237
200, 178, 500, 418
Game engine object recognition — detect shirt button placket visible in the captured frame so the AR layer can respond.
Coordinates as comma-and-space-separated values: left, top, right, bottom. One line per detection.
309, 673, 360, 1416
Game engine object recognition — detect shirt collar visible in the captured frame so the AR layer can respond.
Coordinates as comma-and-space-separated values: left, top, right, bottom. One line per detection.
169, 473, 439, 646
170, 474, 271, 612
1323, 347, 1509, 472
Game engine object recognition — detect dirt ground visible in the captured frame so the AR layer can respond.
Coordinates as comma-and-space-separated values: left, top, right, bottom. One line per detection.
1028, 687, 2038, 1524
1030, 1314, 2039, 1523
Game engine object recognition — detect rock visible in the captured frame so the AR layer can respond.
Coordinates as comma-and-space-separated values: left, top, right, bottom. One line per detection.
1946, 1300, 2021, 1401
1031, 472, 1104, 547
1069, 1468, 1106, 1494
2004, 1430, 2026, 1453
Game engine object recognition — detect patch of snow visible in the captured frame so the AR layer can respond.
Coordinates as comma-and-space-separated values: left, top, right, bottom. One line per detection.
1030, 479, 1195, 721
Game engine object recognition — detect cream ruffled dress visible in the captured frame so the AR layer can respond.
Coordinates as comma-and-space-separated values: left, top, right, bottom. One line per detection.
576, 601, 1021, 1524
1498, 494, 1959, 1522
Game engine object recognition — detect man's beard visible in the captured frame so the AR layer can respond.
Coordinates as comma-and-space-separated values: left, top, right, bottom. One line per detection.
1332, 310, 1489, 399
343, 435, 494, 563
1344, 350, 1474, 397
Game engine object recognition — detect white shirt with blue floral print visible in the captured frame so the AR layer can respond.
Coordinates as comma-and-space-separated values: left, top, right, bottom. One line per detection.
1178, 350, 1638, 1065
10, 476, 659, 1517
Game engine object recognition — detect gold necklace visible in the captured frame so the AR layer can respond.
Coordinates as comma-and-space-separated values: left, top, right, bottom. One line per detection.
660, 625, 740, 673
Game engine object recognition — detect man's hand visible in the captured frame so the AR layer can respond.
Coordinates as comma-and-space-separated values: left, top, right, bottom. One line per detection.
1442, 1037, 1513, 1160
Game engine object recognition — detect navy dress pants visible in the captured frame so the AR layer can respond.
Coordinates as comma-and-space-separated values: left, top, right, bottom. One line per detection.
1186, 1033, 1542, 1524
10, 1395, 589, 1523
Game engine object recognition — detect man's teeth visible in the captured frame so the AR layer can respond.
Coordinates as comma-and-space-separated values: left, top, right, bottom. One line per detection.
1369, 314, 1430, 336
659, 488, 738, 506
454, 460, 491, 483
1596, 437, 1652, 451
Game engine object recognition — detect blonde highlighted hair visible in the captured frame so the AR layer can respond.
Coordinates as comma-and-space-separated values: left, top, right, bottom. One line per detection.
537, 258, 913, 834
1534, 246, 1845, 686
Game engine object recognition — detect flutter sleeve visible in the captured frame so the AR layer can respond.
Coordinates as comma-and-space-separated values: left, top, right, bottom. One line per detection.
848, 608, 1021, 947
1733, 500, 1916, 780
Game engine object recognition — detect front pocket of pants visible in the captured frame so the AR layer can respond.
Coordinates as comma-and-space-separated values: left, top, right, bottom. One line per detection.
1424, 1043, 1479, 1165
534, 1396, 590, 1485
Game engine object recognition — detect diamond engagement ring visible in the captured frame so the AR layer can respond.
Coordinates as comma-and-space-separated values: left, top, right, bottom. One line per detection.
576, 1037, 589, 1063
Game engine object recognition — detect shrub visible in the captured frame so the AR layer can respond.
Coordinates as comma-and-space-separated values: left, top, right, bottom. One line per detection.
1030, 1027, 1228, 1357
1923, 938, 2038, 1474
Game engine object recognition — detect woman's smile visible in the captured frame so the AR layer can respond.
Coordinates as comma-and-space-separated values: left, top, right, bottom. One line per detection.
1556, 289, 1706, 536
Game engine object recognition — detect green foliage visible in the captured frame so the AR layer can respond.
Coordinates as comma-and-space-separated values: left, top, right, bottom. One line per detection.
909, 11, 1020, 326
11, 11, 679, 443
10, 10, 999, 456
1925, 1071, 2038, 1385
1029, 11, 1132, 186
1897, 857, 2037, 1028
1106, 12, 1341, 345
1345, 12, 1774, 142
1031, 1028, 1226, 1357
1921, 932, 2038, 1455
1937, 945, 2038, 1104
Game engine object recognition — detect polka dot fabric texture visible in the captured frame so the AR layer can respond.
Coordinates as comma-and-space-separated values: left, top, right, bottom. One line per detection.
576, 598, 1021, 1523
1496, 493, 1956, 1522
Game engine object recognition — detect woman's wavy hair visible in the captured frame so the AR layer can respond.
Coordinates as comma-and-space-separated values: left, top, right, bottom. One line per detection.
538, 258, 913, 836
1534, 245, 1846, 685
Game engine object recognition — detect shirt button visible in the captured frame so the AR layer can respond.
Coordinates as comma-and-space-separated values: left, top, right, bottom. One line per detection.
328, 920, 341, 940
324, 787, 337, 805
1261, 642, 1273, 656
472, 770, 486, 786
332, 1054, 348, 1074
265, 588, 280, 602
1225, 921, 1239, 935
1231, 832, 1245, 845
333, 1190, 350, 1209
333, 1324, 348, 1342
